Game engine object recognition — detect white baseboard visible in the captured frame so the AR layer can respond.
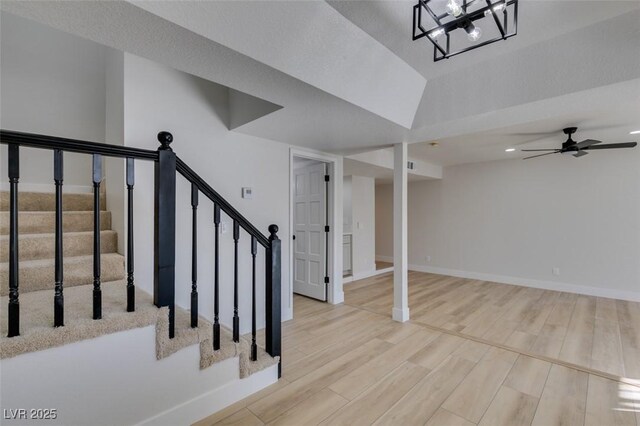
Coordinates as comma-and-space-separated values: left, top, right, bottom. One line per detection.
408, 263, 640, 302
375, 255, 393, 263
352, 268, 380, 281
0, 182, 92, 193
343, 267, 392, 285
138, 361, 278, 426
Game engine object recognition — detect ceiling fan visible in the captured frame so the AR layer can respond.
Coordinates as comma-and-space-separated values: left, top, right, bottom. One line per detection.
522, 127, 637, 160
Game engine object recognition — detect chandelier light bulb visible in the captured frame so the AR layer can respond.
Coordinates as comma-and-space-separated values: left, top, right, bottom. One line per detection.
484, 2, 506, 16
467, 25, 482, 41
430, 28, 445, 38
446, 0, 463, 17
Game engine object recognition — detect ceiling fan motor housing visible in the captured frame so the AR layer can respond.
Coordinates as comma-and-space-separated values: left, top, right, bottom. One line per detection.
562, 127, 578, 150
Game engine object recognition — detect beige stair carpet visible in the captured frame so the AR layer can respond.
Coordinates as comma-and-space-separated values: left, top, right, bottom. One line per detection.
0, 281, 158, 359
0, 283, 278, 378
0, 190, 106, 212
0, 253, 125, 295
0, 190, 125, 296
0, 230, 118, 262
0, 210, 112, 234
156, 300, 279, 376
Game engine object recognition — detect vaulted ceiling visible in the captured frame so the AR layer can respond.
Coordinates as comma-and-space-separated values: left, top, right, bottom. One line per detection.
3, 0, 639, 165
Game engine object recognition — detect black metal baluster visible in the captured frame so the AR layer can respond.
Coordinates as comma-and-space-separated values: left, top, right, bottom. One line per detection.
7, 144, 20, 337
232, 220, 240, 342
213, 204, 221, 350
53, 149, 64, 327
92, 154, 102, 320
190, 182, 198, 328
250, 236, 258, 361
126, 158, 135, 312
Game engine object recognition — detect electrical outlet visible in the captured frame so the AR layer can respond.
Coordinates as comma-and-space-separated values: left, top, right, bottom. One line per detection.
221, 221, 228, 235
552, 267, 560, 276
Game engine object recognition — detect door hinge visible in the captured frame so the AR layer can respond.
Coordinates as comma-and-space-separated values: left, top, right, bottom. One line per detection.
325, 225, 330, 232
324, 174, 330, 182
324, 276, 329, 284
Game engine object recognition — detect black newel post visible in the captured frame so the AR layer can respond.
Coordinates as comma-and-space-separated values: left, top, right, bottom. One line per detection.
7, 144, 20, 337
213, 204, 221, 350
232, 220, 240, 342
92, 154, 102, 320
126, 158, 135, 312
265, 224, 282, 377
190, 182, 199, 328
154, 131, 176, 339
53, 149, 64, 327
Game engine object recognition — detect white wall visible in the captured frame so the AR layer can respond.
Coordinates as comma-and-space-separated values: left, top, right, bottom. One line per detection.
375, 183, 393, 261
350, 176, 376, 276
124, 54, 293, 330
0, 12, 106, 188
347, 148, 443, 180
343, 176, 352, 233
1, 325, 277, 426
343, 175, 376, 277
104, 49, 126, 253
376, 151, 640, 300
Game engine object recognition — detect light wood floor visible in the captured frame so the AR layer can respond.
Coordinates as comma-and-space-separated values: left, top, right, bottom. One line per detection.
375, 261, 393, 271
196, 272, 640, 426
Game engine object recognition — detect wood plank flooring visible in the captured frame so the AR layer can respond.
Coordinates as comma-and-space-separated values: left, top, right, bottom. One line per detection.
196, 271, 640, 426
375, 261, 393, 271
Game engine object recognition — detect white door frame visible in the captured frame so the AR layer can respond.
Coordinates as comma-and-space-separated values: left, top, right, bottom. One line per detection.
289, 148, 344, 310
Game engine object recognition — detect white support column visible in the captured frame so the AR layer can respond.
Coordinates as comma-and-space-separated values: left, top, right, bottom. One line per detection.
393, 142, 409, 322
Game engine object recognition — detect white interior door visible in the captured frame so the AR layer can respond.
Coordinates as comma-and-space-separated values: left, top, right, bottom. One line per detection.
293, 162, 327, 301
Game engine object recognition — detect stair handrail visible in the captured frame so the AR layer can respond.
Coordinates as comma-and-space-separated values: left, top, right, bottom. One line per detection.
0, 130, 158, 160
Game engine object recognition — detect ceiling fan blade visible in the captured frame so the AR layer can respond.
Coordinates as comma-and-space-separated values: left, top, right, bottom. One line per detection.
584, 142, 638, 150
521, 149, 559, 152
509, 131, 559, 137
574, 139, 602, 149
573, 150, 588, 158
523, 151, 560, 160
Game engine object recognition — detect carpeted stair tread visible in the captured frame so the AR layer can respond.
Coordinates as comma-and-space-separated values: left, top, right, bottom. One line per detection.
1, 283, 279, 379
155, 305, 239, 363
0, 282, 159, 359
0, 210, 112, 234
0, 230, 118, 262
0, 191, 105, 212
0, 252, 125, 296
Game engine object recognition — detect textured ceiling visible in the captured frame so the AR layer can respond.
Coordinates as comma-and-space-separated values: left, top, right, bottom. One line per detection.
408, 78, 640, 166
2, 0, 639, 166
131, 1, 426, 128
328, 1, 640, 80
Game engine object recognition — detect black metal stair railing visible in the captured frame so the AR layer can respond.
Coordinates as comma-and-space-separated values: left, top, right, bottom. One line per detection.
175, 141, 281, 369
1, 129, 282, 377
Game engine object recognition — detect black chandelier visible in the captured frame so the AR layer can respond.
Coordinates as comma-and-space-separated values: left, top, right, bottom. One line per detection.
413, 0, 518, 61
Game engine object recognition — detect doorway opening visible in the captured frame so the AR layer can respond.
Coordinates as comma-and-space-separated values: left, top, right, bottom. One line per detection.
291, 156, 331, 302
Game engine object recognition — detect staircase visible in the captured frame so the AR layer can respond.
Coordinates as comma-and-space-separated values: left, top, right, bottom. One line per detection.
1, 130, 281, 387
0, 190, 125, 296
